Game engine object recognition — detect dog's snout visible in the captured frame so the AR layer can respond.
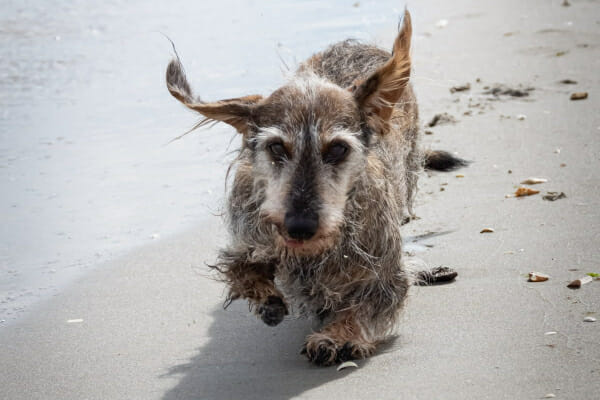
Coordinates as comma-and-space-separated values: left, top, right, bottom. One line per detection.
284, 211, 319, 240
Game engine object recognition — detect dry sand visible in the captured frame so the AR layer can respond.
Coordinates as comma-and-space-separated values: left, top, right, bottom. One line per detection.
1, 0, 599, 399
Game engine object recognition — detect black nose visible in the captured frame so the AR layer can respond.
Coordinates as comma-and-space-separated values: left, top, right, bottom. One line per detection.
284, 211, 319, 240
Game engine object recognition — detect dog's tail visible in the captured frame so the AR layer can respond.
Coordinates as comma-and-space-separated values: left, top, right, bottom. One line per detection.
424, 150, 469, 171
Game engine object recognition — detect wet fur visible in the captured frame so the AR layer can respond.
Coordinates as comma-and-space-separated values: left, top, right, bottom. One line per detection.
166, 11, 454, 366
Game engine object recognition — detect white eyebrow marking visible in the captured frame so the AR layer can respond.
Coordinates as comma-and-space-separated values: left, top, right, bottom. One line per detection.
255, 126, 286, 142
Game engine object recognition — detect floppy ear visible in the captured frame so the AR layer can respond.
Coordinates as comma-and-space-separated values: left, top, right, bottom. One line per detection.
353, 9, 412, 130
166, 58, 263, 134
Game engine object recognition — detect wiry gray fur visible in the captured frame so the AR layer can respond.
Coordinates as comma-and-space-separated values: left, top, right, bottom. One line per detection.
165, 10, 459, 366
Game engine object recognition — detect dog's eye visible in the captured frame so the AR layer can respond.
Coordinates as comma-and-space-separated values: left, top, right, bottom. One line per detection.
268, 142, 288, 161
323, 143, 349, 164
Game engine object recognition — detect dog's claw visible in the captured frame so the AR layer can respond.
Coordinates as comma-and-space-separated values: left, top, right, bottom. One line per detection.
335, 342, 355, 363
257, 296, 288, 326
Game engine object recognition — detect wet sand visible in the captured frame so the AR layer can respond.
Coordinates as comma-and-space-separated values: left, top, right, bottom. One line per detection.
1, 0, 599, 399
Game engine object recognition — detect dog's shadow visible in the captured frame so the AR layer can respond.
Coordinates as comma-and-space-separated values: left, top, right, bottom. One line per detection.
161, 301, 378, 400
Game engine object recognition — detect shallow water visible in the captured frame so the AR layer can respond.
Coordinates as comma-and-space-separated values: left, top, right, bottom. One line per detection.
0, 1, 418, 321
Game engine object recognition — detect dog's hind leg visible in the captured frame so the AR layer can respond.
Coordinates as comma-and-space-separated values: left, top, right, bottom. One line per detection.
213, 251, 288, 326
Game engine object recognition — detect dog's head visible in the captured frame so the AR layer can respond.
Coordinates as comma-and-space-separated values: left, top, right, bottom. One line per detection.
166, 11, 412, 256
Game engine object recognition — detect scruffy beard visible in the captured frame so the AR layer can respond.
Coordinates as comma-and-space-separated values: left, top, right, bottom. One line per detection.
271, 224, 341, 257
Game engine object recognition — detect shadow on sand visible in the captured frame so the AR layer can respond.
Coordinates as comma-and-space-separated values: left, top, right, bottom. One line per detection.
161, 301, 371, 400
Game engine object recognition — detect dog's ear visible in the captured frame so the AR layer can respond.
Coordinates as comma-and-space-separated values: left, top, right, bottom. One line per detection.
353, 9, 412, 130
166, 58, 262, 134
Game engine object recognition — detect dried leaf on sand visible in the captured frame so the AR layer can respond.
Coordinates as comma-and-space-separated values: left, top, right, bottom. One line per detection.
528, 272, 549, 282
520, 177, 547, 185
570, 92, 588, 100
515, 187, 539, 197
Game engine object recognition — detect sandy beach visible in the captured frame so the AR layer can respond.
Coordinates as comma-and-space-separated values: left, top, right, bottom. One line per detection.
1, 0, 599, 399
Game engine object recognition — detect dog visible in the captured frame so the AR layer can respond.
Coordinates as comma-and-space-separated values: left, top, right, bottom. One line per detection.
165, 10, 464, 366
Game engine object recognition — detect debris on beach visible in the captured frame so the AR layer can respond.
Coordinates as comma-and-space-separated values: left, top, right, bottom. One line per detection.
480, 228, 494, 233
67, 319, 84, 323
515, 187, 539, 197
570, 92, 588, 100
528, 272, 549, 282
435, 19, 448, 28
516, 114, 527, 120
583, 317, 596, 322
456, 174, 464, 178
543, 394, 556, 399
483, 84, 533, 98
337, 361, 359, 371
521, 177, 547, 185
559, 79, 577, 84
567, 275, 593, 289
562, 0, 571, 6
426, 113, 457, 127
543, 192, 566, 201
544, 331, 557, 336
424, 130, 433, 135
450, 83, 471, 93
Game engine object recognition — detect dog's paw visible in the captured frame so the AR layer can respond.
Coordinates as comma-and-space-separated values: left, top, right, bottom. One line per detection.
257, 296, 288, 326
336, 341, 374, 362
301, 335, 376, 366
301, 336, 339, 366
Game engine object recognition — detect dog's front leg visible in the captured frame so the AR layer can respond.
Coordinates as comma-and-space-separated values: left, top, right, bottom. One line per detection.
302, 311, 378, 366
217, 256, 288, 326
